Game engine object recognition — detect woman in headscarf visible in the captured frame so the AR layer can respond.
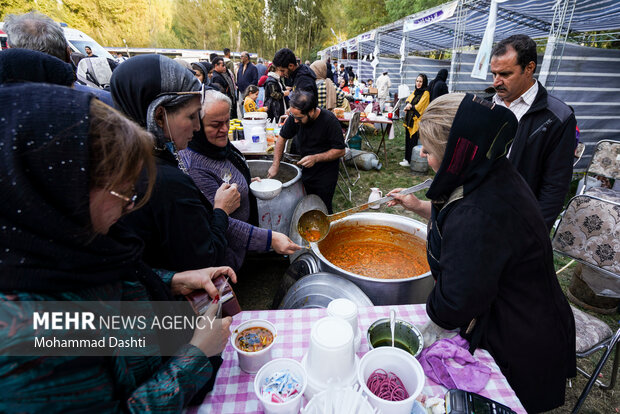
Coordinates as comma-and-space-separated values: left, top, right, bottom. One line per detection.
0, 83, 234, 411
400, 73, 430, 167
388, 94, 575, 413
192, 61, 213, 86
309, 60, 350, 111
180, 90, 300, 271
263, 64, 287, 121
110, 54, 240, 273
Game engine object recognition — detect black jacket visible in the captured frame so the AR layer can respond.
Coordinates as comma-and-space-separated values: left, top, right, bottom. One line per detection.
264, 76, 286, 120
121, 150, 229, 271
236, 62, 258, 95
507, 81, 576, 230
425, 95, 575, 413
427, 69, 448, 102
291, 64, 318, 98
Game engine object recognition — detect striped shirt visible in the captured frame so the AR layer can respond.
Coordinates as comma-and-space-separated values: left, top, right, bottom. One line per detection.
492, 80, 538, 122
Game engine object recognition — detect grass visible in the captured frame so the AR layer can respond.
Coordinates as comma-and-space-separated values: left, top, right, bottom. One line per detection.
333, 122, 620, 414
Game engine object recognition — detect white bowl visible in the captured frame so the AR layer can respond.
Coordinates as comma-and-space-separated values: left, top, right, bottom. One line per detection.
358, 347, 425, 414
254, 358, 307, 414
231, 319, 277, 373
250, 179, 282, 200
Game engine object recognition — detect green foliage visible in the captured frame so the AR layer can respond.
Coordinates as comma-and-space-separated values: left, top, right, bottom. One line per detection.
341, 0, 390, 38
385, 0, 444, 22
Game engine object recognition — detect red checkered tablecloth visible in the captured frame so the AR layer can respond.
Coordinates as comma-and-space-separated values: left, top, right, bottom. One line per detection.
189, 305, 525, 414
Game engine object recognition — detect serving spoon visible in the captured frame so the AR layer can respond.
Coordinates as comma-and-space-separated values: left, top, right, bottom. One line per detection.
297, 179, 432, 243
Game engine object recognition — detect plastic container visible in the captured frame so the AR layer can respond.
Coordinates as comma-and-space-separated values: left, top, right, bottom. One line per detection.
327, 298, 361, 351
358, 347, 425, 414
231, 319, 277, 373
266, 128, 275, 145
254, 358, 307, 414
302, 316, 358, 399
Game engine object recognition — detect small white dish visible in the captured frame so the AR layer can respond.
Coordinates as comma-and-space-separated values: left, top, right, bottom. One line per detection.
250, 179, 282, 200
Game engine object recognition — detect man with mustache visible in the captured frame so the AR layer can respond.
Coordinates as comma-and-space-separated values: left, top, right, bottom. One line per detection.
490, 34, 576, 231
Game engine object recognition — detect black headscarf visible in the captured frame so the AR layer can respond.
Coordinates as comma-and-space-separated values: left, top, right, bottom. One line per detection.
0, 48, 75, 86
404, 74, 429, 128
425, 94, 518, 203
110, 54, 201, 147
188, 123, 259, 226
192, 62, 213, 86
0, 83, 170, 298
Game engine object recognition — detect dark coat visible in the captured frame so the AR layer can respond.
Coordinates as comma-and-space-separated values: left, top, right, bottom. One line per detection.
211, 70, 237, 118
507, 81, 576, 231
264, 76, 286, 120
121, 150, 229, 271
212, 71, 235, 102
236, 62, 258, 94
425, 95, 575, 413
291, 64, 318, 97
427, 69, 448, 102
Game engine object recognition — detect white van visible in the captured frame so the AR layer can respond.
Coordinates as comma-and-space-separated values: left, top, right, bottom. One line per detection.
0, 22, 113, 60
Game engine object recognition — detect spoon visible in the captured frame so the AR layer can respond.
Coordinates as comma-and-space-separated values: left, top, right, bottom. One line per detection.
221, 169, 232, 185
297, 179, 432, 243
390, 308, 396, 347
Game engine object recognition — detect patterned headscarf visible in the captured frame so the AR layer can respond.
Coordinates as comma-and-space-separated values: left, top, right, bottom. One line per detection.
110, 54, 201, 148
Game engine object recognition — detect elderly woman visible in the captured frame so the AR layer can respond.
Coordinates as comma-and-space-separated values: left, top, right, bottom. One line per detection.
400, 73, 430, 167
110, 54, 240, 272
0, 83, 234, 411
309, 60, 350, 111
388, 93, 575, 413
181, 89, 300, 271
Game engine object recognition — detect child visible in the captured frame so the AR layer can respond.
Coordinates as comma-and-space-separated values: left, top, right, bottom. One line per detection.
243, 85, 267, 113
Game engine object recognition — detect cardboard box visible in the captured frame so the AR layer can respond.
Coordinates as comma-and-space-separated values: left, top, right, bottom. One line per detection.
367, 87, 378, 95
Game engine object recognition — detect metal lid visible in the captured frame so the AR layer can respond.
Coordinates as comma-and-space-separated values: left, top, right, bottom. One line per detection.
279, 272, 373, 310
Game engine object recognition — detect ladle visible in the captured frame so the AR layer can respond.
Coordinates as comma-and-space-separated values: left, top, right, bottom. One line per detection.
297, 179, 432, 243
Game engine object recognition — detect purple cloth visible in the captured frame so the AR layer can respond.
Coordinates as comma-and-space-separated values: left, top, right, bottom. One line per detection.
418, 335, 491, 393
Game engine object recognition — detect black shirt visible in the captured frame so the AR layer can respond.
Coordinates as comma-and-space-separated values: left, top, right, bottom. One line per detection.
279, 109, 345, 182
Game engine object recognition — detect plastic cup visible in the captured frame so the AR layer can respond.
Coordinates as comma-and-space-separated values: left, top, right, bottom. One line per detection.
254, 358, 307, 414
327, 298, 360, 350
231, 319, 277, 373
327, 298, 358, 332
303, 317, 357, 399
358, 347, 425, 414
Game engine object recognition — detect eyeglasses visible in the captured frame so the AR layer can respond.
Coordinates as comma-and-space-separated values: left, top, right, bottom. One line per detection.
291, 114, 306, 121
110, 188, 138, 211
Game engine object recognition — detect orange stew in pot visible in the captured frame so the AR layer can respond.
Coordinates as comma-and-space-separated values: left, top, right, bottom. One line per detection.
318, 225, 429, 279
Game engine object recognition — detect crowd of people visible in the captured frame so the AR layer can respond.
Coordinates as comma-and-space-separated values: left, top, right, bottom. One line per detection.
0, 10, 579, 413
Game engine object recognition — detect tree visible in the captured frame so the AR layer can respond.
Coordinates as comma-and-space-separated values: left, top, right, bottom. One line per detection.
385, 0, 444, 22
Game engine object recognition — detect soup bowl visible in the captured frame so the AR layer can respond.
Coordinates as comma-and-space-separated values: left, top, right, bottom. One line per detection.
231, 319, 277, 373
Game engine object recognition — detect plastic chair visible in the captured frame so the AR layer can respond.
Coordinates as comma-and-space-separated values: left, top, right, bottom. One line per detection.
337, 112, 361, 201
552, 193, 620, 412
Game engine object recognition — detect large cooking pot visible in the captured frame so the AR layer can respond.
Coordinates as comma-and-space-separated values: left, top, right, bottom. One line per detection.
247, 160, 304, 237
307, 212, 434, 305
